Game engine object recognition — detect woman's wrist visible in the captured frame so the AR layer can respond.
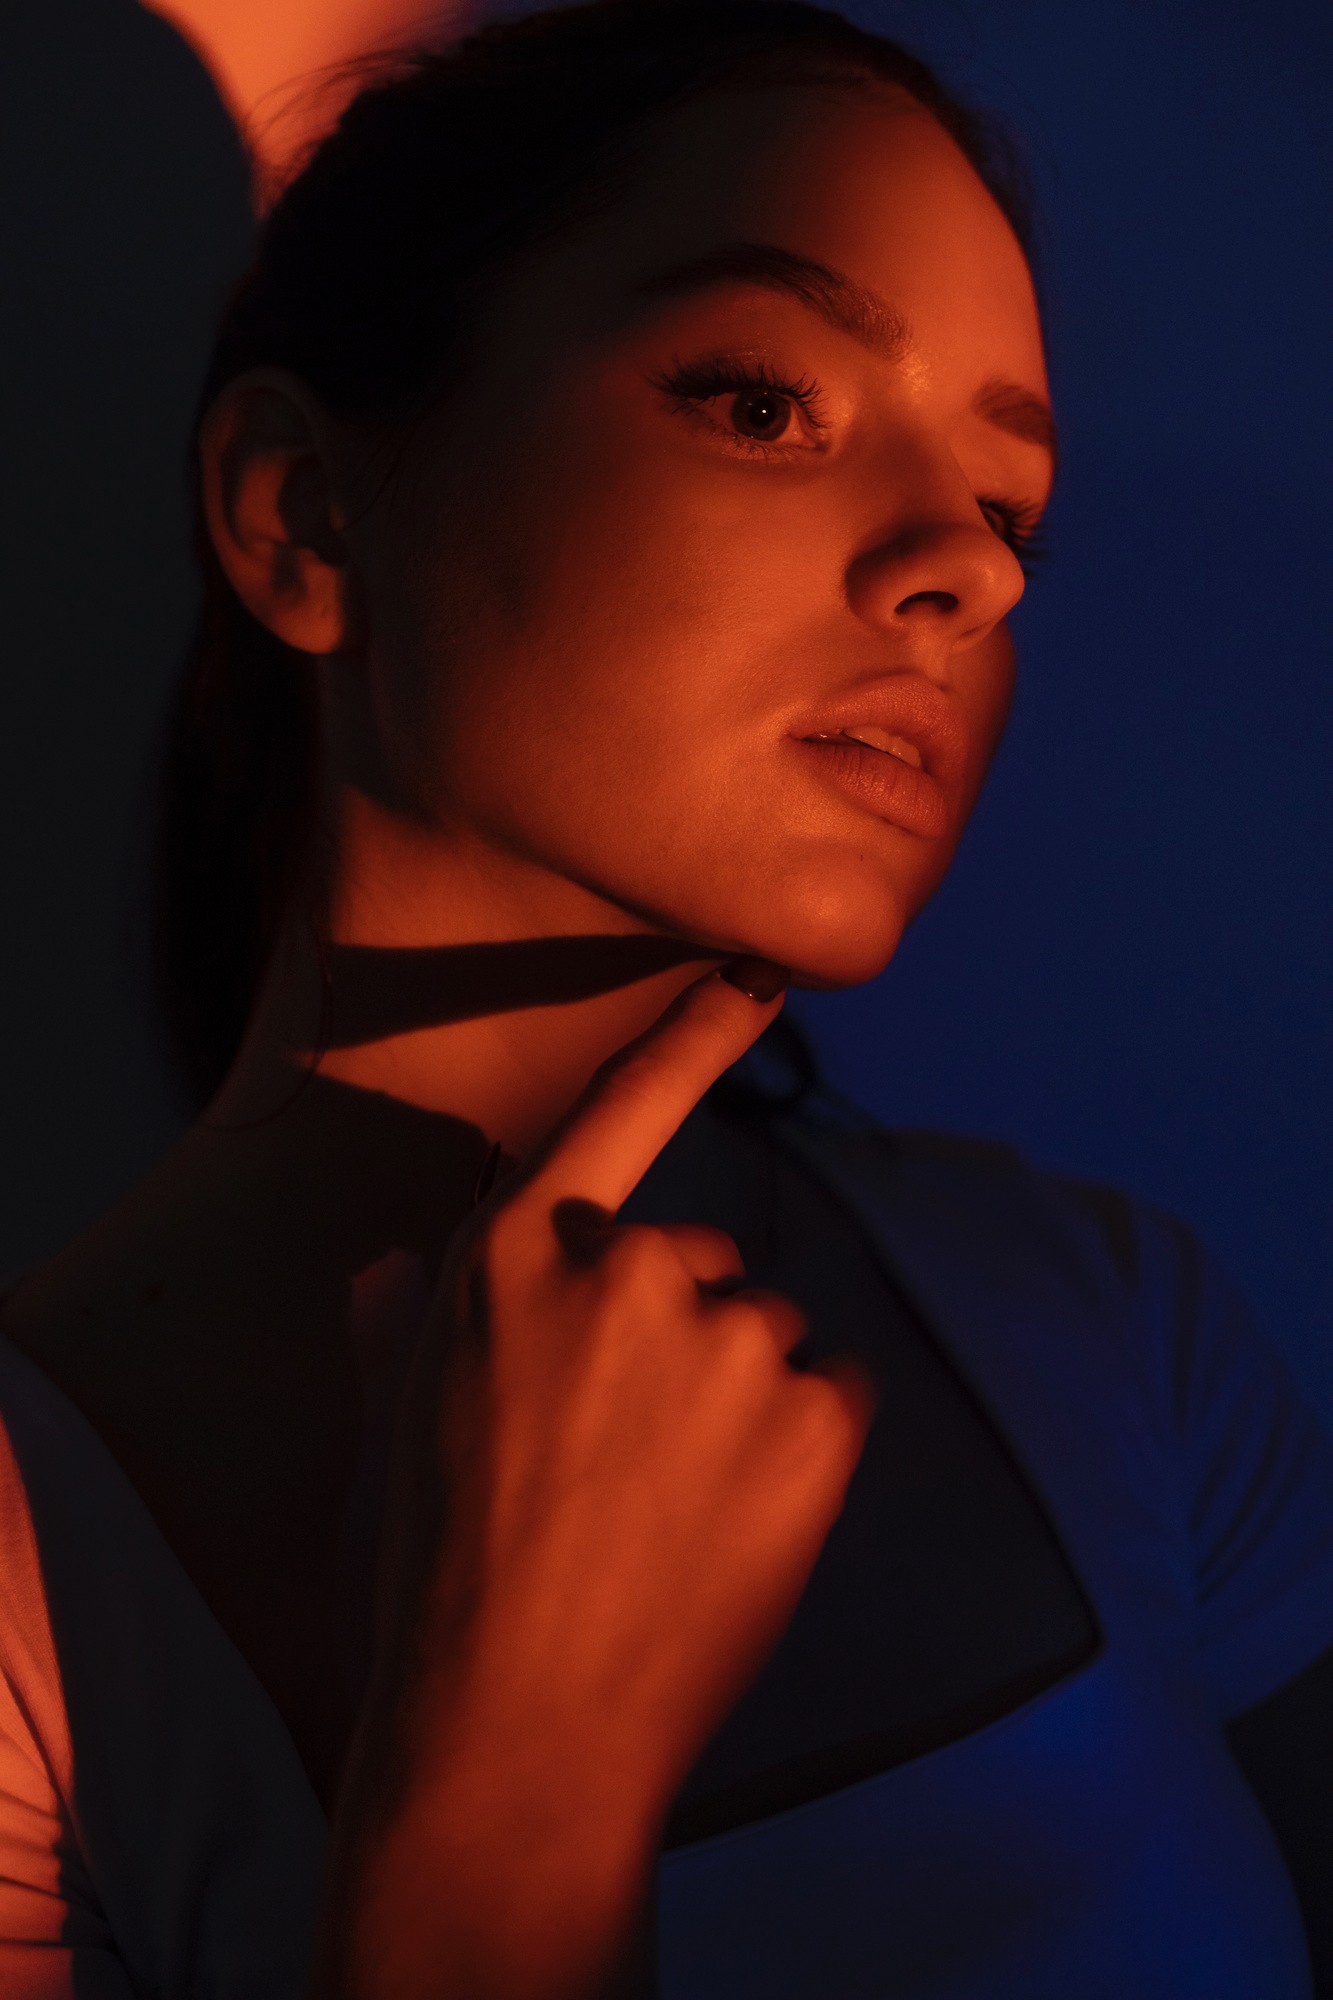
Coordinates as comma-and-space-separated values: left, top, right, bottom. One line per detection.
310, 1681, 665, 2000
312, 1784, 659, 2000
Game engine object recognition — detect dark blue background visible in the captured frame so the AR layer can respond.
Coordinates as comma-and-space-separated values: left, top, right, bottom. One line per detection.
2, 3, 1330, 1419
793, 0, 1333, 1425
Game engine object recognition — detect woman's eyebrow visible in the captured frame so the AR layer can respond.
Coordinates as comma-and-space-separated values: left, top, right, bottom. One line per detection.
628, 237, 1058, 470
629, 238, 911, 359
972, 376, 1059, 471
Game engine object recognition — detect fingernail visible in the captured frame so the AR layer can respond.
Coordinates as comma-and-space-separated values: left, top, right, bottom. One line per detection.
719, 957, 789, 1003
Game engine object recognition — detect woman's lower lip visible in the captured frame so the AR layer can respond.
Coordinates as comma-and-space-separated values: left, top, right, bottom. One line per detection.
793, 735, 952, 838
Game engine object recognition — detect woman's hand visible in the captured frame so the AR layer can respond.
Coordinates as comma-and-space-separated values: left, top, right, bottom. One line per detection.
311, 966, 877, 2000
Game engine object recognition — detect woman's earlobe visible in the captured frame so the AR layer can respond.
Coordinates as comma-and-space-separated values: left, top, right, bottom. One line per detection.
198, 370, 362, 656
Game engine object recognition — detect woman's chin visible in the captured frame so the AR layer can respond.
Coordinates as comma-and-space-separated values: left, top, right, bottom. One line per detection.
651, 852, 931, 991
741, 902, 912, 992
781, 934, 904, 992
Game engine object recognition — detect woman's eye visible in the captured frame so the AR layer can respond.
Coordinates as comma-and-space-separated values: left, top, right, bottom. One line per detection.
650, 356, 829, 456
979, 499, 1016, 542
978, 496, 1048, 575
972, 498, 1040, 568
725, 388, 799, 446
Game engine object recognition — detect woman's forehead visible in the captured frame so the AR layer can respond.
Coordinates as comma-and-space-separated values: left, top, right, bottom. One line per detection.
499, 82, 1046, 394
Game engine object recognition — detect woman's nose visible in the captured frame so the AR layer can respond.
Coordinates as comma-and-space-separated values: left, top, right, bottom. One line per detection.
844, 513, 1025, 649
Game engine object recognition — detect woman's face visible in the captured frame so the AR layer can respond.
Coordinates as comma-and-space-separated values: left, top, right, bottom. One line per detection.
345, 78, 1054, 988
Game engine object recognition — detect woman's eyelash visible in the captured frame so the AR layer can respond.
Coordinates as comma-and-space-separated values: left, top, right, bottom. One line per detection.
650, 355, 830, 450
979, 498, 1049, 576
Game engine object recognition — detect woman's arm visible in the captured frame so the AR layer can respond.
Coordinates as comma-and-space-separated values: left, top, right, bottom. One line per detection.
1226, 1640, 1333, 1998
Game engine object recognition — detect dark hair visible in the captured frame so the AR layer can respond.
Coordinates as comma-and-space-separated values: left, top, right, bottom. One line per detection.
153, 0, 1035, 1109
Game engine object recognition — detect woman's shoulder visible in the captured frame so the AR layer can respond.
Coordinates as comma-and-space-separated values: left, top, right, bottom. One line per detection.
775, 1088, 1333, 1713
768, 1086, 1310, 1441
772, 1084, 1178, 1303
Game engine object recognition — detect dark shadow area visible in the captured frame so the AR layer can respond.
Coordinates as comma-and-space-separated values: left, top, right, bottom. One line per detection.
318, 933, 719, 1047
0, 0, 253, 1276
215, 1067, 497, 1265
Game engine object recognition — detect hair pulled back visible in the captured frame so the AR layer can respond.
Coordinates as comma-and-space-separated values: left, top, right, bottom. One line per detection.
154, 0, 1033, 1109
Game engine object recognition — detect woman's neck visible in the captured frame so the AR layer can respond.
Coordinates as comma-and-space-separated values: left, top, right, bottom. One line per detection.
208, 799, 725, 1210
215, 927, 720, 1164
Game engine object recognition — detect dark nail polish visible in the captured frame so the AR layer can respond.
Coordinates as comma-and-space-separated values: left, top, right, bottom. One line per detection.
719, 956, 789, 1003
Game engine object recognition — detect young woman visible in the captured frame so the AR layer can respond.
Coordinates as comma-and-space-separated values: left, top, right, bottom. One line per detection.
1, 4, 1331, 1996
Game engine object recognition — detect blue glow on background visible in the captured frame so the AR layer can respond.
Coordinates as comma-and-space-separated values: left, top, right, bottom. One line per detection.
788, 0, 1333, 1426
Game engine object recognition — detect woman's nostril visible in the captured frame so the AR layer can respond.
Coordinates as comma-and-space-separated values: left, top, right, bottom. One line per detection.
895, 590, 960, 616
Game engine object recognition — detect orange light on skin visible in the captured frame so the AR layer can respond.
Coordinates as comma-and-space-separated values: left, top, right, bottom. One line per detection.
138, 0, 469, 182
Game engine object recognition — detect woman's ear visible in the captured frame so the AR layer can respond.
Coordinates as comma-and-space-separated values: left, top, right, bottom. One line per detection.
198, 367, 364, 655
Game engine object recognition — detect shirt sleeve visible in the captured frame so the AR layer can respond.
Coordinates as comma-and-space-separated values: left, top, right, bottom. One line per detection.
1133, 1203, 1333, 1721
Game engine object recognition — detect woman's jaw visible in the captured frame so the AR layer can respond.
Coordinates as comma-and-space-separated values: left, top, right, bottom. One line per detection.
317, 609, 1014, 997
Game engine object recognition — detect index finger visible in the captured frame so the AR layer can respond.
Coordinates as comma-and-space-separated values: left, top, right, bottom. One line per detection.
515, 961, 787, 1215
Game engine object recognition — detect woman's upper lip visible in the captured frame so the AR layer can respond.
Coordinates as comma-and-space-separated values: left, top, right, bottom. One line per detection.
787, 673, 970, 786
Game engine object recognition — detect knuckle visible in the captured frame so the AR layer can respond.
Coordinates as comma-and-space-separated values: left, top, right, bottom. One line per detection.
795, 1368, 876, 1464
726, 1287, 809, 1353
672, 1222, 739, 1255
663, 1223, 745, 1277
597, 1221, 682, 1285
770, 1293, 811, 1341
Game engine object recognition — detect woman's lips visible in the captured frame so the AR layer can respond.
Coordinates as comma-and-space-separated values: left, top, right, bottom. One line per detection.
786, 673, 968, 838
792, 730, 952, 837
